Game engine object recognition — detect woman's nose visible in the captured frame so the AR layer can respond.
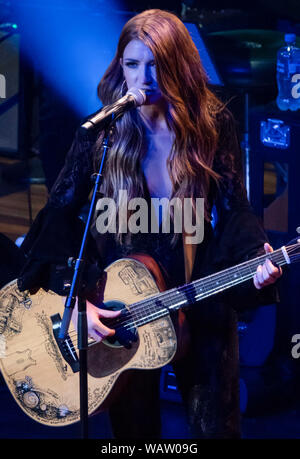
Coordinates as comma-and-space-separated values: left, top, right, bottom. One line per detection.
140, 64, 153, 85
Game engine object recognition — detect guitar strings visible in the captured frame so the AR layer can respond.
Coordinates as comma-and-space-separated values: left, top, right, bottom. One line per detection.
22, 250, 285, 358
114, 245, 296, 328
89, 248, 286, 325
66, 246, 292, 343
67, 263, 283, 349
67, 259, 282, 353
67, 247, 290, 338
58, 246, 300, 354
100, 246, 296, 331
13, 250, 284, 359
11, 246, 297, 359
124, 243, 300, 322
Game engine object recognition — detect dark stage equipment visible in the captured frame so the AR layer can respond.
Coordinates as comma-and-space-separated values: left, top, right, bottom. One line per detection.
0, 28, 22, 157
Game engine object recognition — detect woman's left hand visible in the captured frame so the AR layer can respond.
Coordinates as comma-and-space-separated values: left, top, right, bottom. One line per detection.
253, 242, 282, 290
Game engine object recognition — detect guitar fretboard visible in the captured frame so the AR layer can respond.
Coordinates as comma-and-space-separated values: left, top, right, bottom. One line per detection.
125, 247, 288, 329
65, 240, 300, 349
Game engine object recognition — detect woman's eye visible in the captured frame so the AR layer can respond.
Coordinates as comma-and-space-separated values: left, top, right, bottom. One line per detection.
125, 62, 138, 68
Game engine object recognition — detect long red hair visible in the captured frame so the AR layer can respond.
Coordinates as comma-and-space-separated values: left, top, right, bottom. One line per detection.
96, 9, 225, 241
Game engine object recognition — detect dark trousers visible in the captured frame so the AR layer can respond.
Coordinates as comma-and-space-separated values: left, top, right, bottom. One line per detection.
108, 369, 162, 439
108, 352, 241, 439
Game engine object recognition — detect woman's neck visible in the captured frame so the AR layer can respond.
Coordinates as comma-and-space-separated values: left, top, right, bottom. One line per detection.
139, 101, 170, 135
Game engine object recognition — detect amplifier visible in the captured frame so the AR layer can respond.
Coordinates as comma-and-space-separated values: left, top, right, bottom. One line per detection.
0, 29, 36, 159
0, 30, 21, 156
249, 102, 300, 355
249, 102, 300, 241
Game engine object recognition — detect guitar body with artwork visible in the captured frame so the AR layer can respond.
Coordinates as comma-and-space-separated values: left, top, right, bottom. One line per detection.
0, 255, 178, 427
0, 239, 299, 427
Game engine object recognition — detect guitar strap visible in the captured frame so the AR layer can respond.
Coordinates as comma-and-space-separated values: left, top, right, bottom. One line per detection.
183, 231, 197, 284
171, 232, 197, 360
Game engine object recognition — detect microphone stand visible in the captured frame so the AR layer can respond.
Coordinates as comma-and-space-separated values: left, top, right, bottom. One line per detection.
58, 125, 112, 439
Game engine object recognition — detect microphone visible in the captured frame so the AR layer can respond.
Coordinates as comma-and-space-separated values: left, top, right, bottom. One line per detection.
80, 88, 146, 132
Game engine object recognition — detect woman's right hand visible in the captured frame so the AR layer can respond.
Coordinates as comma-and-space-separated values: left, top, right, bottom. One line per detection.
71, 298, 121, 343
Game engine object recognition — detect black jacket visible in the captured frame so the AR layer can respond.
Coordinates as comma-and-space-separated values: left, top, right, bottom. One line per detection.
17, 108, 279, 438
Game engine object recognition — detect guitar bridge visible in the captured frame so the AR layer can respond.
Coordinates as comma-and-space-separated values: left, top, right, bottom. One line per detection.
51, 314, 79, 373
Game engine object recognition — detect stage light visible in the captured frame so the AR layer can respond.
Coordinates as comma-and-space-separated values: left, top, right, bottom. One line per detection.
13, 1, 127, 116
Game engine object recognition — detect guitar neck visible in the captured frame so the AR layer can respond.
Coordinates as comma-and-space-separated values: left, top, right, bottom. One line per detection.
185, 247, 287, 304
127, 247, 288, 328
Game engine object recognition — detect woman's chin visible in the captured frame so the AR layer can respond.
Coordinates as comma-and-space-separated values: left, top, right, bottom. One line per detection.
143, 92, 165, 106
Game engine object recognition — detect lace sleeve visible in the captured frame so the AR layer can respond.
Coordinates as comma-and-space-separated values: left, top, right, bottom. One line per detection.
18, 128, 101, 294
48, 128, 97, 210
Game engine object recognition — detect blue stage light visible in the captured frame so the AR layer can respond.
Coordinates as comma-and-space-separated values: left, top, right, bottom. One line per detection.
14, 1, 128, 116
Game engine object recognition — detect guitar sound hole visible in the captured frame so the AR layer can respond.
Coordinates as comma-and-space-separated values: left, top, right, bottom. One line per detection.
100, 300, 138, 349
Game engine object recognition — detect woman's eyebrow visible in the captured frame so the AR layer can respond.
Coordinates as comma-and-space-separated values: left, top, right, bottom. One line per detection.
123, 58, 155, 63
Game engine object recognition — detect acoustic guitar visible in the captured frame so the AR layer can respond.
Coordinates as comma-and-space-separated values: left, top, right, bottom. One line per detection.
0, 238, 299, 427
